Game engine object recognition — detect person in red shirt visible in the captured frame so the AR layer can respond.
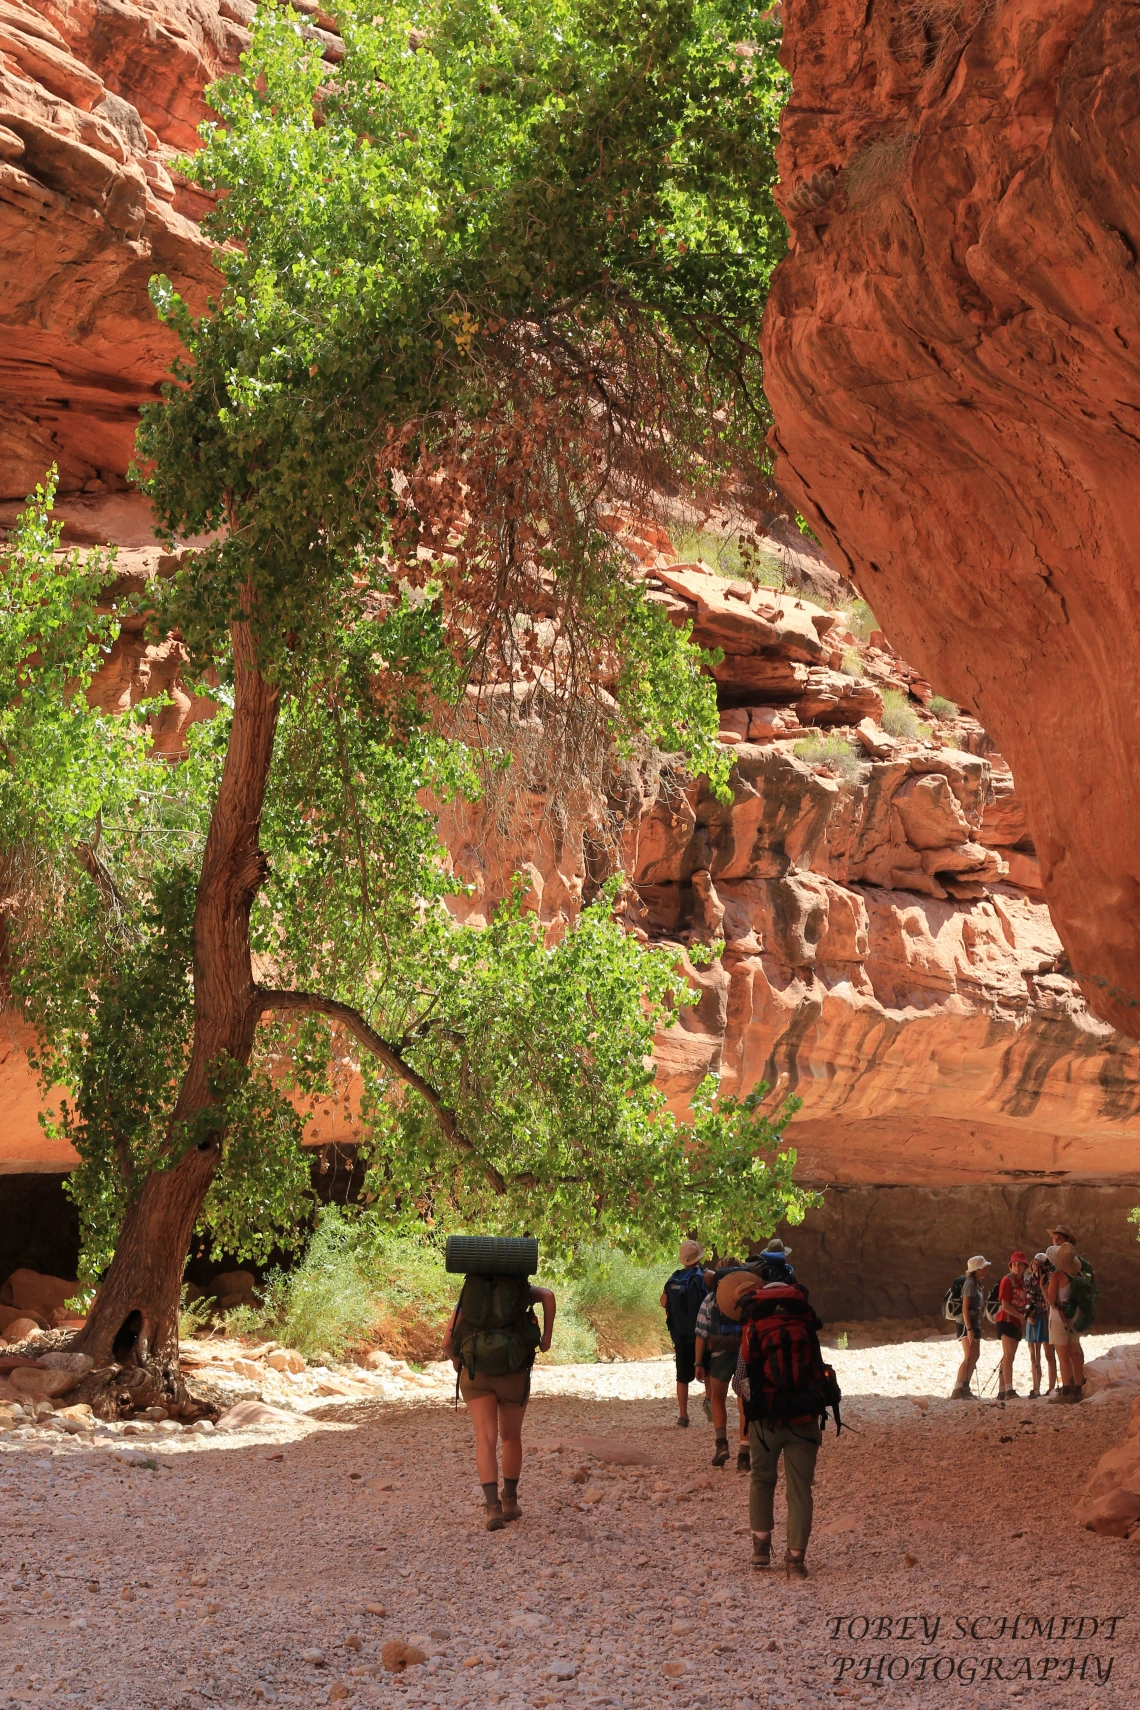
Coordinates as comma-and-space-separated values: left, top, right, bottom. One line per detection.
996, 1251, 1029, 1399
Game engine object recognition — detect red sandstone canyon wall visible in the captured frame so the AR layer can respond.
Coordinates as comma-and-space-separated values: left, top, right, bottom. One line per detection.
762, 0, 1140, 1040
4, 1, 1140, 1211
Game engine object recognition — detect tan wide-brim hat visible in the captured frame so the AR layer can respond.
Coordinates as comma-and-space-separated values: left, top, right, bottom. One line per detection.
716, 1271, 762, 1322
1048, 1225, 1076, 1246
679, 1240, 705, 1267
1048, 1242, 1081, 1277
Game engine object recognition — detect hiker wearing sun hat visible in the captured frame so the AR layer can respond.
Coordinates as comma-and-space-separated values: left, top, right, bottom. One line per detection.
950, 1255, 990, 1399
995, 1252, 1029, 1400
695, 1263, 753, 1469
1045, 1241, 1086, 1402
660, 1240, 708, 1427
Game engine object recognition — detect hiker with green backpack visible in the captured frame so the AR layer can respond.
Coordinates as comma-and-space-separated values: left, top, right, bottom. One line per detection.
1045, 1235, 1097, 1402
442, 1237, 556, 1530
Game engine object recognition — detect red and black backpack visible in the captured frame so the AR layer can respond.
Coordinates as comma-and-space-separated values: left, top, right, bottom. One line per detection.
740, 1282, 843, 1434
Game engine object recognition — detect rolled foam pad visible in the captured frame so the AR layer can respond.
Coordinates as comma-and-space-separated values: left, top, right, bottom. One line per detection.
444, 1235, 538, 1276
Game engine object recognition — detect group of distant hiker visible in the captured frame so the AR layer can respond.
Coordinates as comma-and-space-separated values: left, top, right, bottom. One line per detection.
660, 1236, 840, 1578
947, 1224, 1097, 1402
442, 1232, 842, 1579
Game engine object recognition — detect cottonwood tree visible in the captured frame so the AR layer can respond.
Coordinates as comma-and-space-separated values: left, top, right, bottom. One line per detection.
1, 0, 800, 1410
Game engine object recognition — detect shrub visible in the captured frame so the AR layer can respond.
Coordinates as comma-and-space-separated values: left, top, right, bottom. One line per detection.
793, 733, 864, 783
928, 694, 959, 719
880, 689, 921, 740
563, 1245, 672, 1360
844, 598, 878, 642
840, 649, 864, 678
221, 1207, 376, 1359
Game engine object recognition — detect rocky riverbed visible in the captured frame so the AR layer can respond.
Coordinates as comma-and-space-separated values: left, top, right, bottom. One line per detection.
1, 1333, 1138, 1710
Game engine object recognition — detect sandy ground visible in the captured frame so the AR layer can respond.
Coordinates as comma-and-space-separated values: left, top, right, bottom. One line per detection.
2, 1331, 1139, 1710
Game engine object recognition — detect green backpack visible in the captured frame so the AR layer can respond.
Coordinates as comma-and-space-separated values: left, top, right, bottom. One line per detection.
455, 1273, 541, 1377
1063, 1258, 1099, 1334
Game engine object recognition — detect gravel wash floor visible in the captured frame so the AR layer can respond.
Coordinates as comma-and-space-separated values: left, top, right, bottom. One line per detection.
1, 1336, 1138, 1710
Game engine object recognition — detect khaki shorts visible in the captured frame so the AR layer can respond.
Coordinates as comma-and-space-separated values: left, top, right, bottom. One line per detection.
458, 1367, 531, 1408
1049, 1307, 1080, 1348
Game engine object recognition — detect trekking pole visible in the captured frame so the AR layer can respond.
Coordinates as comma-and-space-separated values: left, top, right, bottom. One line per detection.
979, 1360, 1002, 1397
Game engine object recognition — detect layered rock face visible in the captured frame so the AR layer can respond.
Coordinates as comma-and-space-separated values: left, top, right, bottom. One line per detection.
0, 0, 342, 543
762, 0, 1140, 1039
440, 559, 1140, 1193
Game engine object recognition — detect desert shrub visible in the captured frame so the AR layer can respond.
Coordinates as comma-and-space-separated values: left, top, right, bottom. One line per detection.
840, 649, 865, 679
563, 1245, 671, 1360
793, 733, 864, 783
844, 599, 878, 642
928, 694, 959, 719
880, 689, 921, 740
221, 1208, 376, 1358
671, 527, 784, 591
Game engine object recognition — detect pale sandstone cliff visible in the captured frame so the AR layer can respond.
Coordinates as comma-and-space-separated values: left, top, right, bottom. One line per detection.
762, 0, 1140, 1041
3, 1, 1140, 1208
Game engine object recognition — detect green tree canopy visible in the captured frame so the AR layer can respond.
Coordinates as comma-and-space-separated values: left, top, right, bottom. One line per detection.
0, 0, 805, 1378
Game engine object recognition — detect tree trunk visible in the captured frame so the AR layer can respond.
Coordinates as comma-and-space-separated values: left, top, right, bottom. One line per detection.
75, 616, 279, 1405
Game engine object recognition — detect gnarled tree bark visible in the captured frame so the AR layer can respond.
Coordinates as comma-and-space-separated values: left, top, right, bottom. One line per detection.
74, 615, 280, 1404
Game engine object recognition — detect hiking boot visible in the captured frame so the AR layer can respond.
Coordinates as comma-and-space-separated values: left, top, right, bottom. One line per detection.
1028, 1389, 1041, 1399
702, 1396, 713, 1424
1048, 1386, 1070, 1403
736, 1445, 751, 1473
485, 1501, 506, 1531
751, 1537, 771, 1571
784, 1550, 808, 1580
676, 1416, 690, 1428
501, 1493, 522, 1522
711, 1438, 730, 1467
950, 1385, 970, 1400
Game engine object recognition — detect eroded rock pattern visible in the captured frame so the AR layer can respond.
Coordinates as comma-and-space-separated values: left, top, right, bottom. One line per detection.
762, 0, 1140, 1038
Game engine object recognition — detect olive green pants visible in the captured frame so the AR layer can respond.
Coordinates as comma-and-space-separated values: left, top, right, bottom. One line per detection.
748, 1418, 822, 1552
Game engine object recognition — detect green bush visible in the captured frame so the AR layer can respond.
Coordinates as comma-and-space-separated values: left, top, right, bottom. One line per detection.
672, 527, 783, 590
793, 733, 864, 783
223, 1207, 377, 1359
840, 649, 865, 678
844, 598, 878, 642
562, 1245, 671, 1359
928, 694, 959, 719
880, 689, 921, 740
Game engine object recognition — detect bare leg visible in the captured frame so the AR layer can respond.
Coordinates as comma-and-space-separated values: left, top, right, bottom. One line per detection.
955, 1337, 980, 1391
737, 1393, 748, 1444
1044, 1344, 1057, 1391
465, 1393, 501, 1484
1028, 1343, 1041, 1393
676, 1381, 690, 1421
1055, 1345, 1075, 1390
1071, 1338, 1085, 1389
499, 1403, 526, 1480
707, 1377, 728, 1435
999, 1337, 1017, 1393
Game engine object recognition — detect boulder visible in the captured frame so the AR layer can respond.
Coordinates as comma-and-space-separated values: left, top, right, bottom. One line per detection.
1076, 1488, 1140, 1539
214, 1399, 296, 1431
208, 1269, 259, 1308
39, 1351, 94, 1378
266, 1348, 306, 1374
0, 1308, 48, 1339
0, 1269, 78, 1317
1080, 1438, 1140, 1503
10, 1366, 79, 1400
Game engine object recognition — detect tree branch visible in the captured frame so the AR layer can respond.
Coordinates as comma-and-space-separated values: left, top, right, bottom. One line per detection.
251, 987, 506, 1194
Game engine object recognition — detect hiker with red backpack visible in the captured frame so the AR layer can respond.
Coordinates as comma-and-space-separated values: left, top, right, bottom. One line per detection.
660, 1240, 708, 1428
443, 1238, 556, 1530
723, 1255, 842, 1579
